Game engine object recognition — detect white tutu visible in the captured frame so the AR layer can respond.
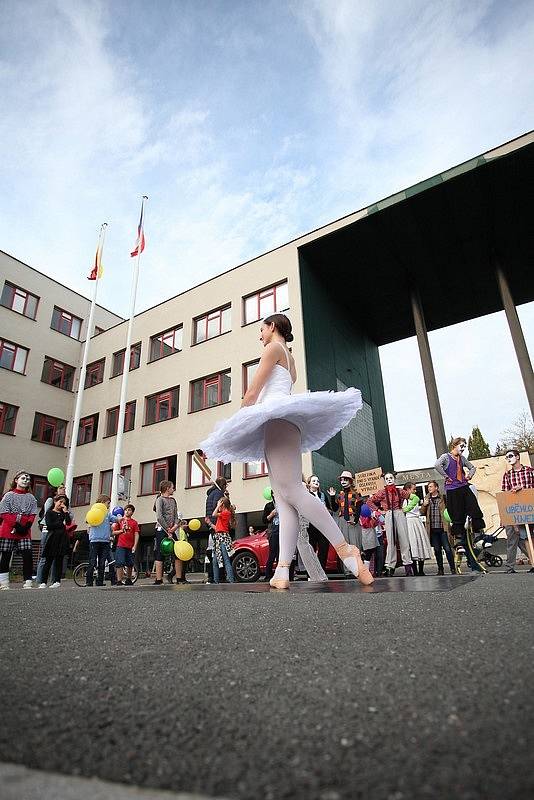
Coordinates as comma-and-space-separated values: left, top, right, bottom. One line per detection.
200, 364, 362, 463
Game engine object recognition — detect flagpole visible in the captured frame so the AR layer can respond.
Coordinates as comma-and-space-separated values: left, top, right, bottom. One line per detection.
65, 223, 108, 498
111, 196, 148, 509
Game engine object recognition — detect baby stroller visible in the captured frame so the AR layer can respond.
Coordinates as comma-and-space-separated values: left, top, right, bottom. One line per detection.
473, 531, 503, 568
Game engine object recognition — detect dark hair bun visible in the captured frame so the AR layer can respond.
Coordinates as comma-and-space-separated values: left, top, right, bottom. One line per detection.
264, 313, 293, 342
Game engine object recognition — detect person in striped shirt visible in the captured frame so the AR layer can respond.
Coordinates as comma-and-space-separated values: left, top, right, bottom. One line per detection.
501, 450, 534, 574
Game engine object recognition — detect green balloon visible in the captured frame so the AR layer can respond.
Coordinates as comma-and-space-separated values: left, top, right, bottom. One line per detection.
444, 508, 452, 524
160, 538, 174, 555
263, 486, 272, 501
47, 467, 65, 488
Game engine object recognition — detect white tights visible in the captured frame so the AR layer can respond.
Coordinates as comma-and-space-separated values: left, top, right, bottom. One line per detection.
264, 420, 348, 580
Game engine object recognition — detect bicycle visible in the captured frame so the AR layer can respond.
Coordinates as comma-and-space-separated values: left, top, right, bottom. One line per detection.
73, 558, 138, 587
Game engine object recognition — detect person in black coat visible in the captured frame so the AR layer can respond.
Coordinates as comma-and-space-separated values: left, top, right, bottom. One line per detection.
40, 496, 71, 588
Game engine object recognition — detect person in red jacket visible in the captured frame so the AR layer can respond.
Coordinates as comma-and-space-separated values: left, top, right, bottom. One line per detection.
0, 470, 38, 590
367, 473, 414, 576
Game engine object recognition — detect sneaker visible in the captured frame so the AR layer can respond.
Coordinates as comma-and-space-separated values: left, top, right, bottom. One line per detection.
23, 580, 33, 589
456, 545, 466, 555
437, 568, 444, 576
39, 583, 47, 589
506, 568, 517, 574
50, 582, 61, 589
153, 579, 163, 585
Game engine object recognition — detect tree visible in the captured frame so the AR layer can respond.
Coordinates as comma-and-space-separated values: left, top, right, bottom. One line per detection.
494, 411, 534, 455
467, 426, 491, 459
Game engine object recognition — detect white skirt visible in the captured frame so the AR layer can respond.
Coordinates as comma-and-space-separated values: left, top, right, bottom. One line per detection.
406, 516, 432, 560
200, 387, 362, 462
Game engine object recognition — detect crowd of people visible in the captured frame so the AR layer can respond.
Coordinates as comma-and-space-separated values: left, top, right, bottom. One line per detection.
0, 437, 532, 590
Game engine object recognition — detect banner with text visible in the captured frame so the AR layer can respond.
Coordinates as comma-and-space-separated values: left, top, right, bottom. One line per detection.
355, 468, 384, 496
496, 489, 534, 526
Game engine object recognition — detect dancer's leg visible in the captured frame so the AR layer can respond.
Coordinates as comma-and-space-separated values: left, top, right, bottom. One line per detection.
264, 420, 372, 583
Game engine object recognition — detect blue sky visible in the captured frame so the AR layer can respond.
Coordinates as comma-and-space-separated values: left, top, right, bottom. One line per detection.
1, 0, 533, 468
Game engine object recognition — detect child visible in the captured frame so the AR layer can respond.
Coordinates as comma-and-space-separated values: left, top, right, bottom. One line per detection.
212, 496, 235, 584
115, 504, 139, 586
39, 495, 70, 588
85, 495, 117, 587
402, 483, 432, 576
359, 507, 379, 576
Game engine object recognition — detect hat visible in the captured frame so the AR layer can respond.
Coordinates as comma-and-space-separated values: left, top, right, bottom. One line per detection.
338, 470, 353, 480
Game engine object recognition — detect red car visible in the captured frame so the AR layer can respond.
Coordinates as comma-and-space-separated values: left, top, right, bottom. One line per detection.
231, 530, 340, 582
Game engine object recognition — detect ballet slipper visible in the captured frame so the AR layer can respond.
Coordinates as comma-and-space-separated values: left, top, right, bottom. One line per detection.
270, 562, 292, 590
334, 542, 374, 586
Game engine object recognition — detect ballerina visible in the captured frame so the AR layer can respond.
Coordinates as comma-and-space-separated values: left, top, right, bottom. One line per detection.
199, 313, 373, 589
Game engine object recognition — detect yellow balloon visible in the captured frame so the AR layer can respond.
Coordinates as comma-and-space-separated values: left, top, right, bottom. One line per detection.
93, 503, 108, 515
86, 506, 106, 526
174, 540, 194, 561
188, 518, 201, 531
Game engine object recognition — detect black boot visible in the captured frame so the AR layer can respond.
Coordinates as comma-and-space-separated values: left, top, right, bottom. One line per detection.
412, 560, 418, 575
418, 560, 426, 576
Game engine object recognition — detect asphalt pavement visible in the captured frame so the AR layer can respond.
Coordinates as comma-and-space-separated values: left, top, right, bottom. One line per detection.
1, 573, 533, 800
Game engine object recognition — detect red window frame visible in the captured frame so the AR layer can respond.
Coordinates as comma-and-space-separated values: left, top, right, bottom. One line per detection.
105, 402, 136, 436
190, 371, 231, 412
85, 359, 105, 388
41, 357, 74, 391
1, 281, 39, 319
72, 475, 93, 507
0, 402, 18, 435
100, 469, 112, 497
186, 452, 231, 488
243, 280, 289, 325
145, 387, 179, 425
193, 306, 231, 344
242, 359, 260, 396
111, 343, 141, 377
51, 306, 82, 339
0, 338, 29, 374
140, 459, 169, 495
78, 414, 98, 445
149, 326, 182, 361
32, 413, 67, 447
244, 460, 268, 479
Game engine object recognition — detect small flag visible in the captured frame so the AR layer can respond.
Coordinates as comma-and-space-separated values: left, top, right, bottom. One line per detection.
130, 201, 146, 257
87, 240, 104, 280
193, 450, 212, 481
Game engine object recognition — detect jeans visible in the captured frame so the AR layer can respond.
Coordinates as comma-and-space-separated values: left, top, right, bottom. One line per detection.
430, 528, 456, 573
264, 530, 280, 581
86, 541, 111, 586
212, 542, 234, 583
36, 530, 56, 584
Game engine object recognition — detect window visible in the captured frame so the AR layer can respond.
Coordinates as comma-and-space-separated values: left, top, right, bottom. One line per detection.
0, 469, 7, 496
193, 305, 231, 344
243, 359, 260, 395
41, 357, 75, 391
140, 455, 177, 496
243, 280, 289, 325
77, 413, 99, 445
30, 475, 54, 508
31, 413, 67, 447
111, 342, 141, 377
84, 358, 105, 388
72, 475, 93, 507
190, 371, 231, 412
149, 325, 183, 362
187, 452, 231, 488
145, 387, 179, 425
1, 281, 39, 319
51, 306, 82, 339
100, 465, 131, 498
0, 338, 28, 374
244, 460, 268, 479
105, 401, 136, 436
0, 402, 18, 435
94, 325, 104, 336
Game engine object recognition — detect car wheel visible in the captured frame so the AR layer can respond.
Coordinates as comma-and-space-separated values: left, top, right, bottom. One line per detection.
232, 551, 260, 582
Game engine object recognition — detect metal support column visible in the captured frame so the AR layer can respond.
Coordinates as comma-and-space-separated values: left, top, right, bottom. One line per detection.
495, 263, 534, 419
411, 287, 447, 456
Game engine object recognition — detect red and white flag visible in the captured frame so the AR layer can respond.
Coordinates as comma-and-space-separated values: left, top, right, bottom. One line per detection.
130, 200, 146, 257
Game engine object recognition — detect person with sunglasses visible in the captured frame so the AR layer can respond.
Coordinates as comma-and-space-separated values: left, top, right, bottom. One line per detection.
501, 450, 534, 574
